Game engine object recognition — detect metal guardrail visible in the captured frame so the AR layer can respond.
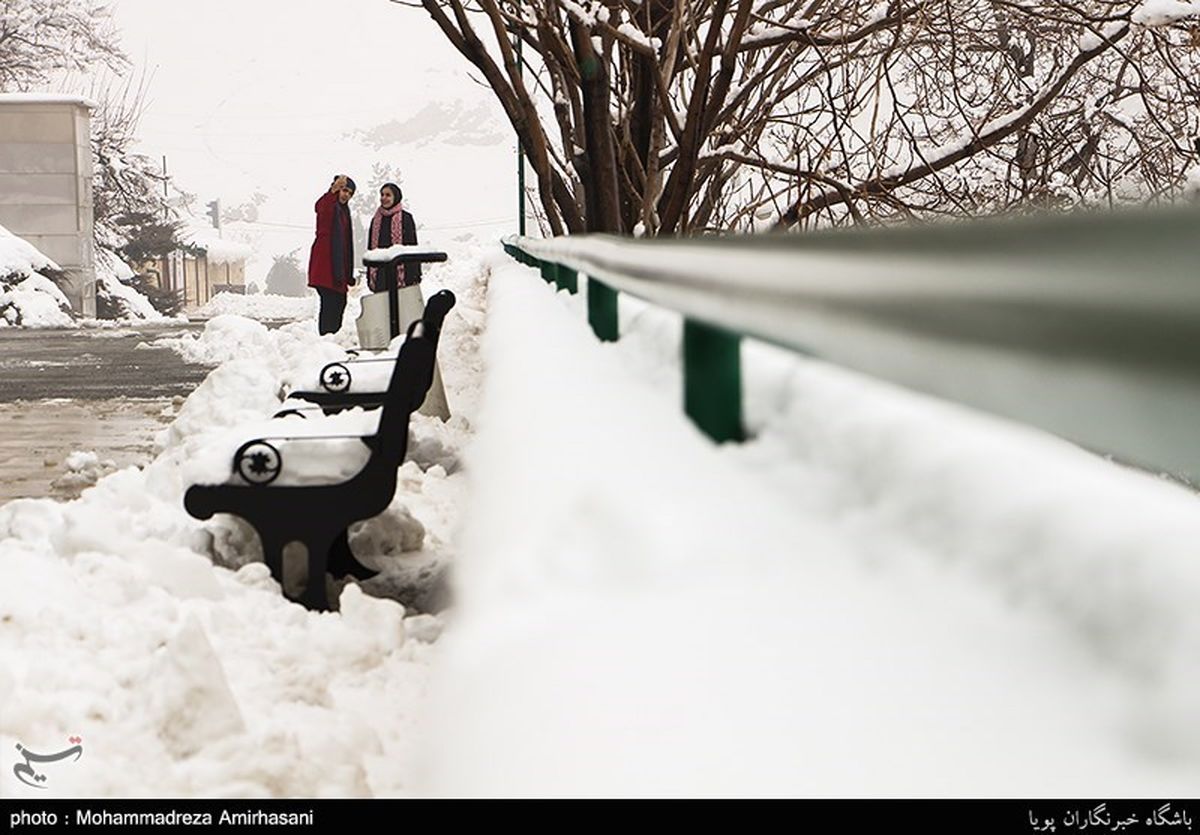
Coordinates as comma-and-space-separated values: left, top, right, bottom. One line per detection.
503, 206, 1200, 484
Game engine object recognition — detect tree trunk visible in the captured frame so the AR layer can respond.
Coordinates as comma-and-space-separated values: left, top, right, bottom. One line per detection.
571, 24, 623, 234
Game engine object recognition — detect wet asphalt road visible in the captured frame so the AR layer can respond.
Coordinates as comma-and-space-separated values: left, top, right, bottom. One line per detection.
0, 322, 211, 402
0, 322, 214, 502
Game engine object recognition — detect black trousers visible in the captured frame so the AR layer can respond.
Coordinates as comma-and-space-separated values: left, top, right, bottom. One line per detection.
316, 287, 346, 335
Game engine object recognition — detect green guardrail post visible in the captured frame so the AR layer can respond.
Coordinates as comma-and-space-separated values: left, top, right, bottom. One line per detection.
683, 318, 744, 443
588, 278, 618, 342
540, 260, 557, 284
556, 265, 578, 294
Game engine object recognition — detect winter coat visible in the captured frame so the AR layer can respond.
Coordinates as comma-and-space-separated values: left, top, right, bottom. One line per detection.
367, 210, 421, 293
307, 190, 354, 292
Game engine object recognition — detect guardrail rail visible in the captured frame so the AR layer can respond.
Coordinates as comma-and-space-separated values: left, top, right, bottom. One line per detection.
502, 206, 1200, 484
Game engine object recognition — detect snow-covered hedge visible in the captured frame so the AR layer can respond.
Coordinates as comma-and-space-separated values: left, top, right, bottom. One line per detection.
94, 248, 167, 322
0, 223, 73, 328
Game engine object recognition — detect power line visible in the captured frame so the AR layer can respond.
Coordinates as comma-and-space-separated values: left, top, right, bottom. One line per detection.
225, 215, 512, 232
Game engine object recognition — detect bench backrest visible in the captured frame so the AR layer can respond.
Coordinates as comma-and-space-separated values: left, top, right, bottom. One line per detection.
374, 289, 455, 468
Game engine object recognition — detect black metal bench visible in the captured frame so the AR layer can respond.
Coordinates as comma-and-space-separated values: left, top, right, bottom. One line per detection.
277, 354, 398, 416
184, 290, 456, 611
280, 249, 450, 417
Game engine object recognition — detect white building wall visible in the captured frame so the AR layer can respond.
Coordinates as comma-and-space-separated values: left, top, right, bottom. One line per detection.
0, 96, 95, 317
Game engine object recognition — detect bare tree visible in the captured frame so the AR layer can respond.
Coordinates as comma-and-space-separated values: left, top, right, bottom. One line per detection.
85, 72, 179, 259
403, 0, 1200, 234
0, 0, 126, 91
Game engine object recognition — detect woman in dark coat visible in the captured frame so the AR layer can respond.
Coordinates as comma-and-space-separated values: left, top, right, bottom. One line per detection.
365, 182, 449, 419
308, 174, 357, 335
309, 174, 377, 581
366, 182, 420, 292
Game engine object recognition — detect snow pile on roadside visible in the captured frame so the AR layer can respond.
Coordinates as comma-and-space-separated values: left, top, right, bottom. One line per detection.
161, 292, 362, 367
425, 255, 1200, 797
152, 315, 345, 374
0, 245, 489, 797
0, 223, 72, 328
196, 291, 318, 321
50, 450, 118, 494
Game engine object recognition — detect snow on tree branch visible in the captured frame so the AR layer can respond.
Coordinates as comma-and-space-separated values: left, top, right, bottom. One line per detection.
0, 0, 126, 91
776, 18, 1136, 227
1131, 0, 1200, 26
411, 0, 1200, 235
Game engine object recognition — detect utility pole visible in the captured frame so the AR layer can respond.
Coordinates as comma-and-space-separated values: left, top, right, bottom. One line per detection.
161, 156, 169, 222
514, 29, 526, 236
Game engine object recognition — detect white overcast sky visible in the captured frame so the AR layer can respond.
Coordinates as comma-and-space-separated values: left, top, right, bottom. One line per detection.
109, 0, 518, 262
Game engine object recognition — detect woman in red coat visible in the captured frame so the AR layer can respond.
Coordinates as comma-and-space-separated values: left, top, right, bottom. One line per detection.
308, 174, 357, 334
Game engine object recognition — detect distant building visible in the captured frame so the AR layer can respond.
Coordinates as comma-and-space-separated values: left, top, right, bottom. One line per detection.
0, 94, 96, 316
136, 226, 252, 310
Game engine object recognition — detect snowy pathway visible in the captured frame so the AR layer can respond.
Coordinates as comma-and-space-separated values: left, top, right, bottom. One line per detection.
0, 244, 490, 797
4, 241, 1200, 797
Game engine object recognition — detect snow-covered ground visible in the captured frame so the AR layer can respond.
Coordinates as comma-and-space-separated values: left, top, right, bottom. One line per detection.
0, 244, 488, 797
4, 240, 1200, 797
194, 292, 317, 322
423, 255, 1200, 797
